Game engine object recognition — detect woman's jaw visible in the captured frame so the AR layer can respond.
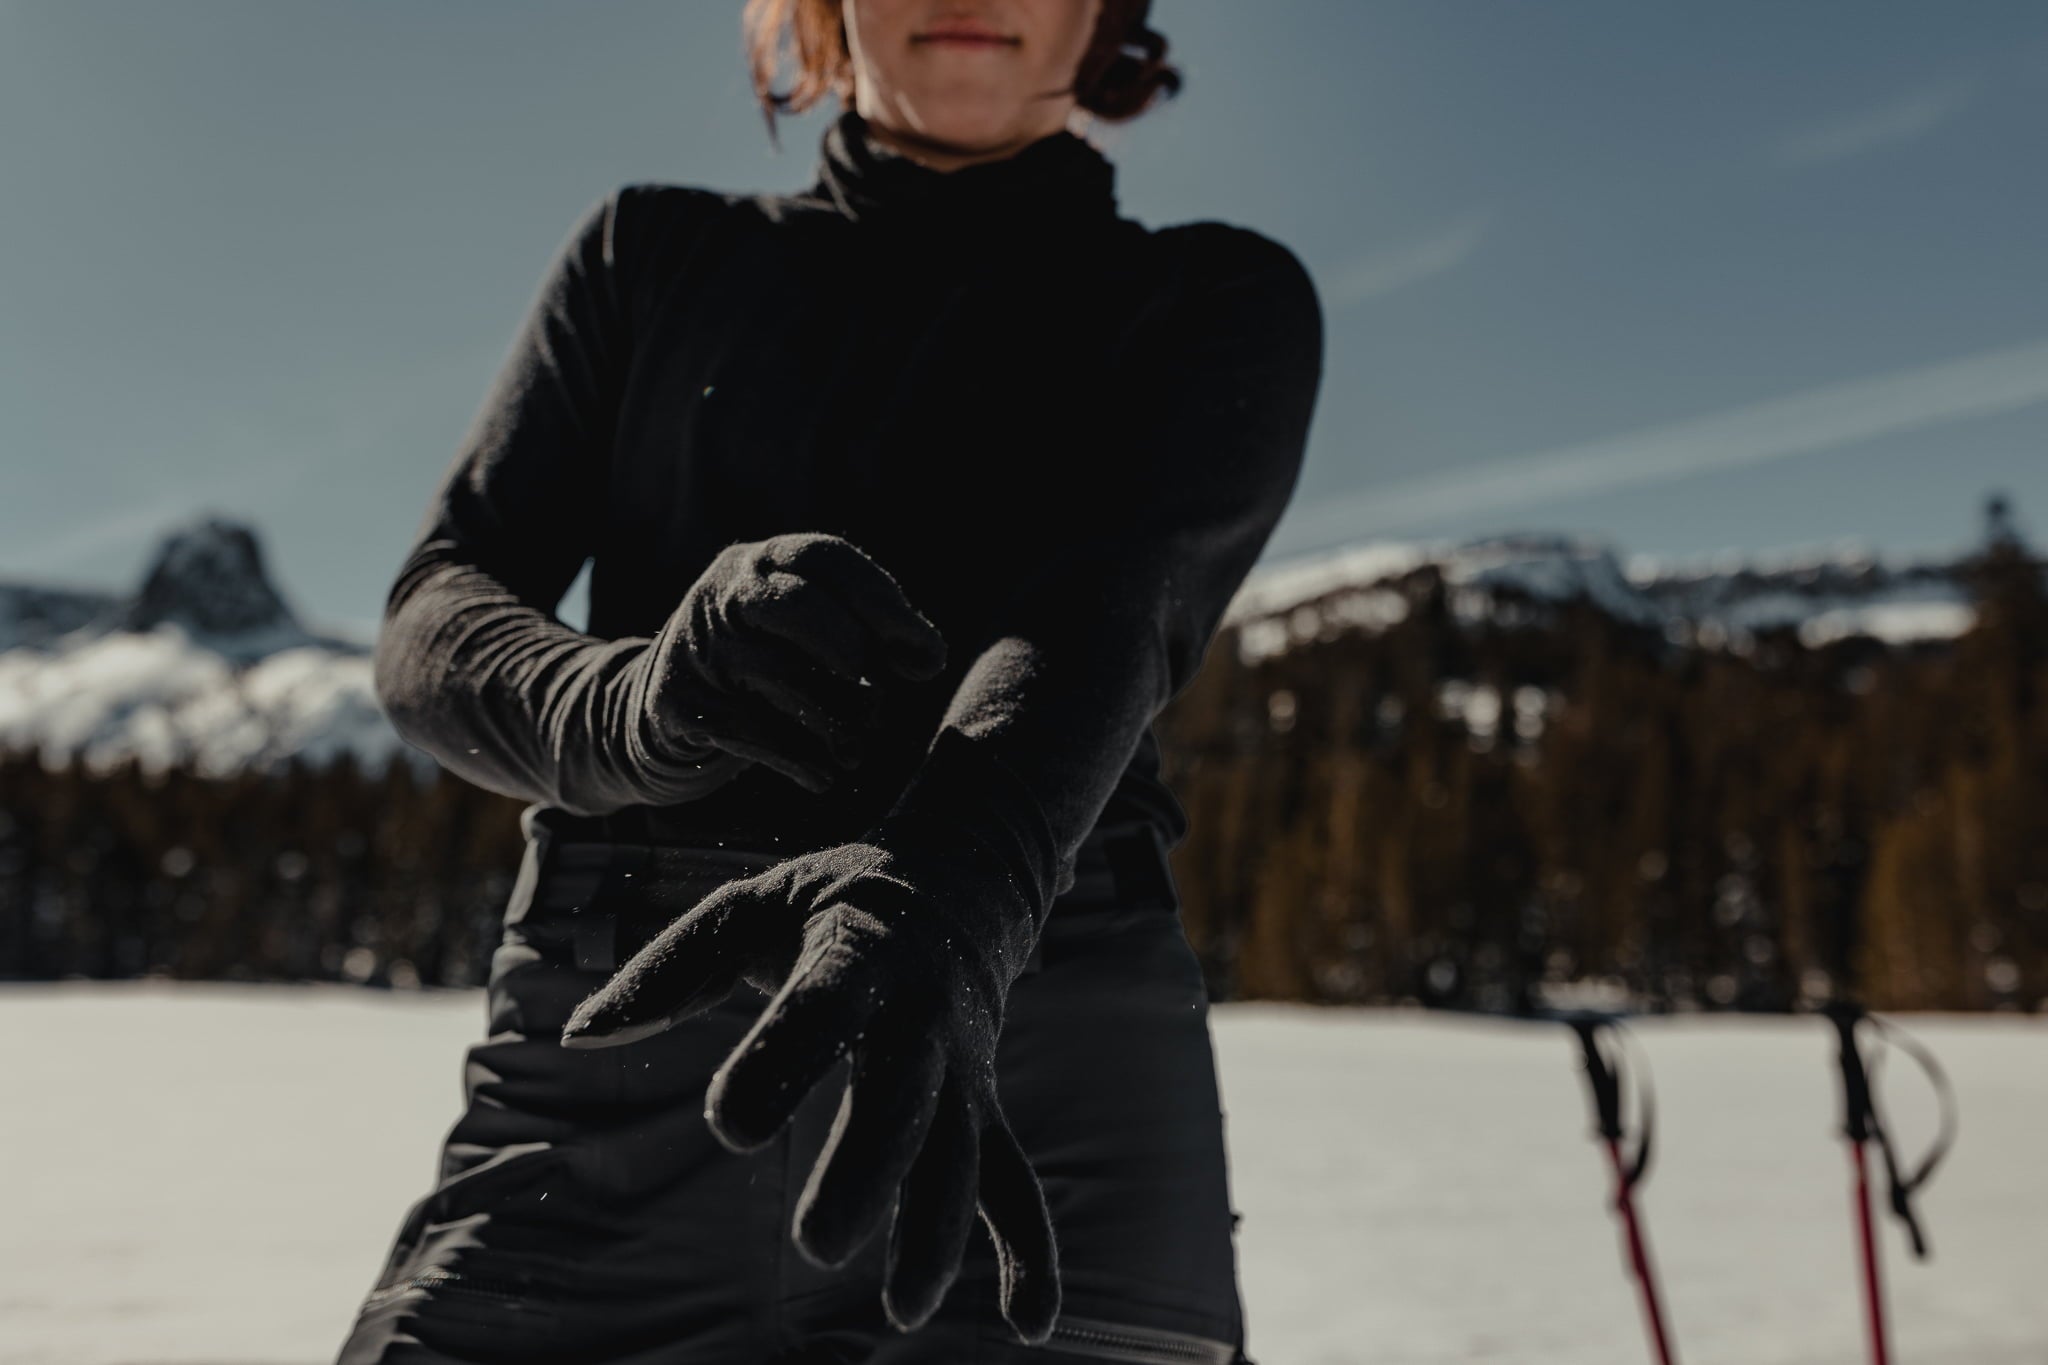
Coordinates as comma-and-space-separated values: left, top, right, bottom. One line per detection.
843, 0, 1106, 171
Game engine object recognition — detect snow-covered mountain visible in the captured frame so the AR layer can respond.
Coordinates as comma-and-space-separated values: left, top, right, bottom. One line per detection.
0, 517, 2013, 780
0, 516, 418, 780
1224, 533, 1987, 664
0, 579, 123, 652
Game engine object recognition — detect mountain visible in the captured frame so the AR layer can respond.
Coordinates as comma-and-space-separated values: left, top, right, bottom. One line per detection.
1222, 532, 1985, 664
0, 515, 420, 780
0, 516, 2017, 783
0, 579, 122, 653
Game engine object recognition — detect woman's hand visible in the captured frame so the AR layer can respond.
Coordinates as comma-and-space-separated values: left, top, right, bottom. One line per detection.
629, 533, 947, 794
557, 810, 1060, 1344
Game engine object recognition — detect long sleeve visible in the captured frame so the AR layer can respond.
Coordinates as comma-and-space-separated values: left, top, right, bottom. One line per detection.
883, 224, 1325, 917
372, 187, 743, 817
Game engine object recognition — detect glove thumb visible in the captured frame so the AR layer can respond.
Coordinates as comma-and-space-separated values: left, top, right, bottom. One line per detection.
559, 872, 781, 1049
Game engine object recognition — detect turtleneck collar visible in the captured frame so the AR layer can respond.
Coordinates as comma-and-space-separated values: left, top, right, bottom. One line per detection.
807, 107, 1119, 237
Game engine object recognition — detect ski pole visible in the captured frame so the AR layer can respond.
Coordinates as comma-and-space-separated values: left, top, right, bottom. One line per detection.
1822, 1001, 1958, 1365
1567, 1014, 1678, 1365
1826, 1002, 1890, 1365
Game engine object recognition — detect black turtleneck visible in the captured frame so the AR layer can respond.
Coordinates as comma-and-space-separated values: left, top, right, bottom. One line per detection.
372, 108, 1324, 905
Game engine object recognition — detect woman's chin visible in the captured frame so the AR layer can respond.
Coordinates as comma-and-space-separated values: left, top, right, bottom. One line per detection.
892, 98, 1051, 152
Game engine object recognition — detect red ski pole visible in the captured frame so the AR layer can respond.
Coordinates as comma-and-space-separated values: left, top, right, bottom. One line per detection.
1827, 1002, 1891, 1365
1570, 1016, 1678, 1365
1846, 1135, 1891, 1365
1824, 1001, 1955, 1365
1605, 1132, 1679, 1365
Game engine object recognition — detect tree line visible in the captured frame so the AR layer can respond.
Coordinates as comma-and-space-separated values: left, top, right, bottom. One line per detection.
1160, 534, 2047, 1012
2, 538, 2042, 1012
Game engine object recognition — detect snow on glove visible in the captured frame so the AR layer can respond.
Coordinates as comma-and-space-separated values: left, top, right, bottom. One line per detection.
624, 532, 948, 795
558, 729, 1062, 1343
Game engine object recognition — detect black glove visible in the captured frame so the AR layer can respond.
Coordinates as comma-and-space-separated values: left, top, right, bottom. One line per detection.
624, 532, 948, 795
559, 727, 1061, 1343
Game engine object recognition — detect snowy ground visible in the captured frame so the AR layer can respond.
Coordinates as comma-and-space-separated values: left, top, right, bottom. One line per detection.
2, 984, 2042, 1365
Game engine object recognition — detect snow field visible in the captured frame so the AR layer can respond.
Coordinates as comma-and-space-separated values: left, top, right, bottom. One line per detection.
1, 985, 2041, 1364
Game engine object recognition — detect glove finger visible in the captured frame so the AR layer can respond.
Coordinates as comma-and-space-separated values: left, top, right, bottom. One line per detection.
792, 1005, 949, 1270
705, 912, 890, 1153
558, 874, 780, 1049
809, 567, 947, 682
727, 637, 885, 762
731, 572, 926, 691
704, 734, 836, 794
756, 544, 947, 682
977, 1099, 1062, 1345
657, 671, 840, 792
881, 1069, 981, 1334
679, 690, 842, 793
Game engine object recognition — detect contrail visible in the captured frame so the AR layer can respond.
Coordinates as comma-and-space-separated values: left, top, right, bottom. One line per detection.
1326, 212, 1492, 309
1275, 334, 2048, 556
1772, 77, 1979, 168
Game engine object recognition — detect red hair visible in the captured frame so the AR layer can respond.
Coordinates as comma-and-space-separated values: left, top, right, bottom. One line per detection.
741, 0, 1182, 147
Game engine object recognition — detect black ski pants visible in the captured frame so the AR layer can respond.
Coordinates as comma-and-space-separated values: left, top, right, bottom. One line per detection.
335, 808, 1253, 1364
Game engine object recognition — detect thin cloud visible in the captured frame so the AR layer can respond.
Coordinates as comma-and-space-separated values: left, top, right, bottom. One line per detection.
1275, 334, 2048, 553
1326, 212, 1492, 308
1773, 77, 1979, 167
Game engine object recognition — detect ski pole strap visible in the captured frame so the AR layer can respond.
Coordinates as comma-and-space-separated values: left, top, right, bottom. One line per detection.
1567, 1013, 1654, 1191
1868, 1014, 1958, 1260
1824, 1001, 1959, 1261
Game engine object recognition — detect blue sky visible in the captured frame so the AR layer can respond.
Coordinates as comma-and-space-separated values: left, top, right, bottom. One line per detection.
2, 1, 2045, 639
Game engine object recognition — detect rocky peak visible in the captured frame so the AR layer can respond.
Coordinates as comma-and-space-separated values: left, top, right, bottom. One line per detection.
119, 515, 301, 641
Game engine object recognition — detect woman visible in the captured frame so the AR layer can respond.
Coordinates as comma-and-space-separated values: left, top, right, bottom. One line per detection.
338, 1, 1322, 1361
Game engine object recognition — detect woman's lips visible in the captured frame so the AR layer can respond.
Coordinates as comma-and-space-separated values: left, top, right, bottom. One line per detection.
913, 30, 1019, 47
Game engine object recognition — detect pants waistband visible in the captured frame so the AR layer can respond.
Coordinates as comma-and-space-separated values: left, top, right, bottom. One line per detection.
506, 811, 1180, 976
